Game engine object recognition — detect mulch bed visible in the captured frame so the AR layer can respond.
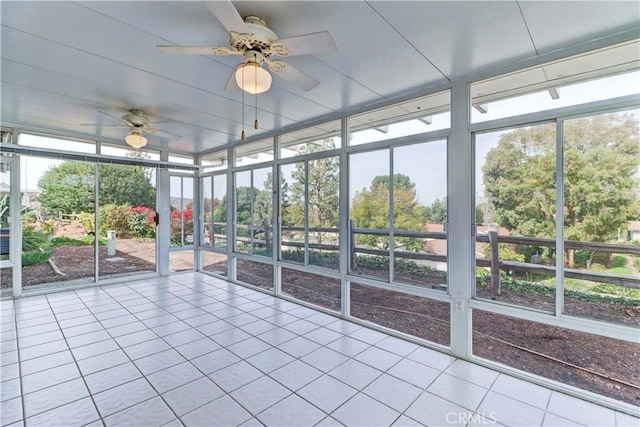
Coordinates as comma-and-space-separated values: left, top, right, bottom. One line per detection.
2, 254, 638, 406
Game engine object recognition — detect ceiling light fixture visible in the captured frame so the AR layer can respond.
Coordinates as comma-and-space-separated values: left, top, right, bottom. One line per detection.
125, 129, 148, 149
235, 52, 272, 94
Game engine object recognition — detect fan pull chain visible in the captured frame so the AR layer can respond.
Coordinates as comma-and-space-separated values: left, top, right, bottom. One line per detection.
254, 53, 259, 130
241, 65, 246, 140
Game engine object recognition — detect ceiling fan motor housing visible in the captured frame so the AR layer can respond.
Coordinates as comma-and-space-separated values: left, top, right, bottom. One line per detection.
122, 109, 150, 127
230, 16, 278, 53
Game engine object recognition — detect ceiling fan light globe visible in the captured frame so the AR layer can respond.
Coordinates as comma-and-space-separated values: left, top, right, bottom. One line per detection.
235, 63, 272, 94
125, 132, 148, 149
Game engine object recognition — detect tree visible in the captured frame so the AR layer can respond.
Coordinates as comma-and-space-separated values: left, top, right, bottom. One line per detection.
98, 164, 155, 208
38, 161, 155, 214
424, 197, 485, 224
38, 162, 95, 213
289, 139, 339, 244
351, 173, 426, 251
482, 113, 639, 267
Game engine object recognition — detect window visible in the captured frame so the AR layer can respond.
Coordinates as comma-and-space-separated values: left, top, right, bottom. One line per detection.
471, 40, 640, 123
279, 154, 340, 270
351, 282, 450, 346
349, 140, 448, 290
200, 151, 228, 173
561, 110, 640, 325
474, 123, 557, 311
235, 139, 274, 167
170, 175, 194, 247
201, 174, 227, 249
18, 134, 96, 153
350, 91, 451, 146
233, 167, 273, 257
280, 121, 341, 158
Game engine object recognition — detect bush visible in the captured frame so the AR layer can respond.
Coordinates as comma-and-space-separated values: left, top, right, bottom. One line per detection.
589, 263, 608, 272
41, 219, 56, 236
22, 250, 52, 267
170, 209, 193, 244
48, 236, 91, 247
22, 226, 49, 251
99, 204, 131, 237
574, 250, 592, 267
612, 255, 628, 268
592, 252, 612, 267
128, 206, 155, 238
77, 212, 95, 233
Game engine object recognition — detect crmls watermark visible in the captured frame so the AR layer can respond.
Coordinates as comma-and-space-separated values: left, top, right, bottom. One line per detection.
446, 412, 497, 425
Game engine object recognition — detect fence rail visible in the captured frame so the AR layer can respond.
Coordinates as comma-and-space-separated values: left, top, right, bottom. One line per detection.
207, 221, 640, 291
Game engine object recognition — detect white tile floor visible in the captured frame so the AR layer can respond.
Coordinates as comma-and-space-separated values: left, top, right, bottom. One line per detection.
0, 272, 638, 427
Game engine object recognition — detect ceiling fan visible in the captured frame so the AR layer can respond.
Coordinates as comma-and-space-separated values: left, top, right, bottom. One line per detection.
157, 1, 338, 93
81, 109, 180, 149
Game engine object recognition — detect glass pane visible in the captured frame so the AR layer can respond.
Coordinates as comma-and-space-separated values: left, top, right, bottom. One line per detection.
282, 268, 341, 313
252, 167, 272, 257
280, 163, 304, 264
235, 139, 274, 167
350, 91, 451, 146
202, 251, 227, 277
235, 171, 251, 254
18, 134, 96, 153
351, 282, 450, 346
20, 156, 96, 291
201, 151, 228, 172
170, 250, 193, 272
471, 40, 640, 123
308, 156, 340, 270
280, 121, 341, 158
201, 176, 212, 248
99, 163, 157, 280
474, 124, 557, 312
393, 141, 447, 290
0, 156, 11, 298
562, 110, 640, 325
237, 258, 273, 291
100, 144, 160, 160
170, 176, 194, 247
212, 174, 227, 249
473, 310, 638, 406
349, 149, 390, 281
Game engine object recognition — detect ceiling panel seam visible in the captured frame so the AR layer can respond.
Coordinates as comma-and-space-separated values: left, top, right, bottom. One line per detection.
364, 1, 450, 82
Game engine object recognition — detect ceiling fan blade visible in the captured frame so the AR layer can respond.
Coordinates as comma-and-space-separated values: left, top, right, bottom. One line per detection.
206, 1, 249, 35
267, 60, 319, 91
97, 110, 126, 123
270, 31, 338, 57
152, 128, 183, 139
79, 123, 127, 127
224, 68, 240, 92
157, 46, 241, 56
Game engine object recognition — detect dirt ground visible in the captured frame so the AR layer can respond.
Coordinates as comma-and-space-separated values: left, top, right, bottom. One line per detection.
1, 224, 638, 406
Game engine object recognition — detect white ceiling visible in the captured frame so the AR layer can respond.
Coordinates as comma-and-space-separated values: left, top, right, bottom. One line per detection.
1, 1, 638, 155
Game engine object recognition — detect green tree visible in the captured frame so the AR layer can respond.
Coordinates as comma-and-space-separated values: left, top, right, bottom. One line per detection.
99, 164, 155, 208
289, 139, 339, 244
424, 197, 485, 224
351, 173, 426, 251
483, 113, 639, 267
38, 161, 155, 214
38, 162, 95, 213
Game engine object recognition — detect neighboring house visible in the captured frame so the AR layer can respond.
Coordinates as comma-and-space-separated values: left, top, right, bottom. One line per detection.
424, 223, 510, 260
628, 221, 640, 242
0, 183, 41, 209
